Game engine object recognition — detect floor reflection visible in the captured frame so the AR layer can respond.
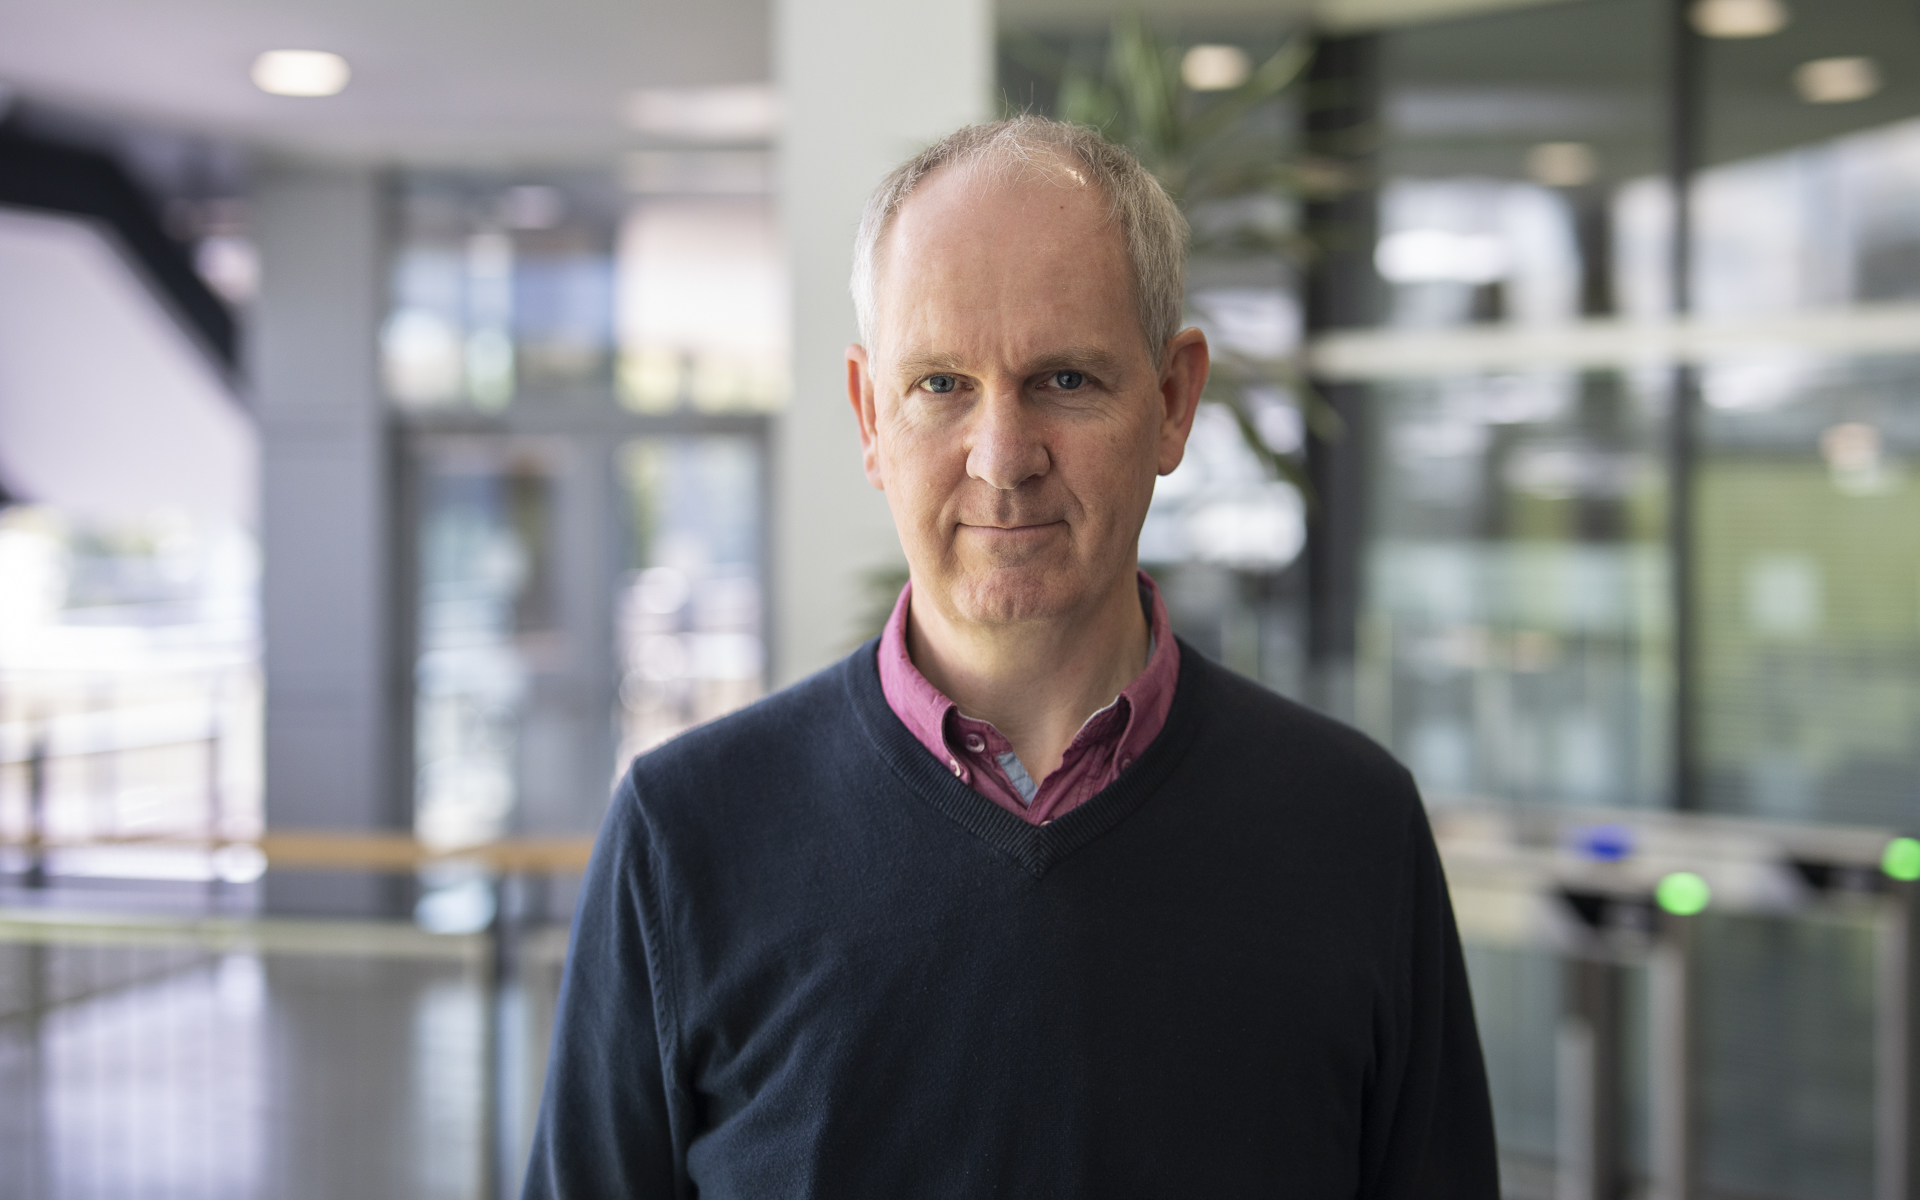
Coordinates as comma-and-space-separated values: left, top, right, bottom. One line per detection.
0, 940, 555, 1200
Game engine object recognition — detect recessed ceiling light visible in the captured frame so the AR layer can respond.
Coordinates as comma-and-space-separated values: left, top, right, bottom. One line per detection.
1181, 45, 1252, 92
1794, 56, 1881, 104
1690, 0, 1788, 38
623, 85, 779, 141
1526, 142, 1598, 187
251, 50, 351, 97
621, 151, 773, 196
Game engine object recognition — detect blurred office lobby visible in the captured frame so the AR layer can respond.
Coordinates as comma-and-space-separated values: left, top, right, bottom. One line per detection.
3, 0, 1920, 1195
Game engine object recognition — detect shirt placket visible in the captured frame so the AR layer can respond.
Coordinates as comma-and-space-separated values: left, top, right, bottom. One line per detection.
946, 713, 999, 786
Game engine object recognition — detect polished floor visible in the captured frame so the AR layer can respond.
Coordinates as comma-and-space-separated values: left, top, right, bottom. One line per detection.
0, 929, 560, 1200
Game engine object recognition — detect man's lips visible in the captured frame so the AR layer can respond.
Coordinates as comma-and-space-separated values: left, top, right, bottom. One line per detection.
959, 521, 1064, 533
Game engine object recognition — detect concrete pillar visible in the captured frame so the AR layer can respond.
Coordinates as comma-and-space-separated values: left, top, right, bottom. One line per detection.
251, 165, 408, 916
772, 0, 992, 684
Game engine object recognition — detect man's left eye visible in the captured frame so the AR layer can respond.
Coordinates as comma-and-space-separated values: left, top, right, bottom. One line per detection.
1052, 371, 1085, 390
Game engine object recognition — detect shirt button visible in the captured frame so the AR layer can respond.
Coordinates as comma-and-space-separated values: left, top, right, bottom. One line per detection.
950, 759, 963, 777
1121, 757, 1133, 770
964, 734, 985, 753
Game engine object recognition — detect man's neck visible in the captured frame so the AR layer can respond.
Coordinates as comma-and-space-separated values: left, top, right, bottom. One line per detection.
906, 569, 1150, 785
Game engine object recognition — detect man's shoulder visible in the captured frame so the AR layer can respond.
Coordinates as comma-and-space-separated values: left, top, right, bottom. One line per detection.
620, 646, 867, 798
1181, 647, 1418, 807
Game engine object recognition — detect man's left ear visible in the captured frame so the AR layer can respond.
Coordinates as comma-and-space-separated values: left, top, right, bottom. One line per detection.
1156, 327, 1210, 477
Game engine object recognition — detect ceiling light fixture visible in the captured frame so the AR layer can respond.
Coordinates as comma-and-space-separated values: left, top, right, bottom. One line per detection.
1689, 0, 1789, 38
1526, 142, 1598, 187
1181, 45, 1252, 92
1794, 56, 1881, 104
623, 85, 780, 141
622, 151, 773, 196
251, 50, 351, 97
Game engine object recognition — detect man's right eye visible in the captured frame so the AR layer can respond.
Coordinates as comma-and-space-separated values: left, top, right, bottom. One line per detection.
922, 375, 958, 394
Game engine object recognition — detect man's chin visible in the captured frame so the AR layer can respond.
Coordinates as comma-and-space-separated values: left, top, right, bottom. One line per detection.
944, 568, 1086, 626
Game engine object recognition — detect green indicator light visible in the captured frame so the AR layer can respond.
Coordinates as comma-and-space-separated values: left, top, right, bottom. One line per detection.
1884, 838, 1920, 882
1656, 871, 1711, 916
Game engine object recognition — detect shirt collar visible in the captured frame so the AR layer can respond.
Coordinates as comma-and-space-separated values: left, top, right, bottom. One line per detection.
876, 569, 1180, 781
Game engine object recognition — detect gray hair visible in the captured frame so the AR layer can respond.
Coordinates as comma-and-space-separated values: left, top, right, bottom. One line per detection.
851, 116, 1190, 366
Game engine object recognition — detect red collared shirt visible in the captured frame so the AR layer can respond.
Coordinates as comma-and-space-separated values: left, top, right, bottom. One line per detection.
877, 570, 1181, 825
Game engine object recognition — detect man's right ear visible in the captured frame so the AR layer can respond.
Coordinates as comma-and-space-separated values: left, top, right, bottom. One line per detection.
847, 344, 885, 490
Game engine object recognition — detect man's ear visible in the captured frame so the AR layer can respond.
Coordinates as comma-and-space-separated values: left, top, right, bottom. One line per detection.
847, 344, 885, 490
1155, 327, 1210, 477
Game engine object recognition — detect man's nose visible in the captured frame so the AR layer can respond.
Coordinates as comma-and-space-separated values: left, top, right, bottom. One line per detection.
965, 386, 1049, 491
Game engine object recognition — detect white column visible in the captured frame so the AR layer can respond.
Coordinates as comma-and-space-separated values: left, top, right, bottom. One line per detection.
772, 0, 992, 685
251, 164, 405, 915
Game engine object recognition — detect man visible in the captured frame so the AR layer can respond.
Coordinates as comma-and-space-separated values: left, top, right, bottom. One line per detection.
525, 117, 1497, 1198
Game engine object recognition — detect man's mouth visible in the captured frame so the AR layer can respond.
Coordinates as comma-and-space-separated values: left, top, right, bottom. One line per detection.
960, 520, 1064, 533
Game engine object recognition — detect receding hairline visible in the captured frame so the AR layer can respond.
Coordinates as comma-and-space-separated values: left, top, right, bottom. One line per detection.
851, 117, 1190, 370
865, 151, 1131, 342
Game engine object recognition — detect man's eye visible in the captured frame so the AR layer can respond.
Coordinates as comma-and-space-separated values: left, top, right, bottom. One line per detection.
1052, 371, 1086, 390
923, 375, 957, 394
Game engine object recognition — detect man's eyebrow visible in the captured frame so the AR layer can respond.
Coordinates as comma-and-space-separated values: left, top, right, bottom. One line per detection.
1023, 346, 1129, 377
891, 351, 967, 379
890, 346, 1132, 379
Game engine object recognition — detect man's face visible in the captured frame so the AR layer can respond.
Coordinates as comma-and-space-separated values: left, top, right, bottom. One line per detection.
848, 163, 1206, 630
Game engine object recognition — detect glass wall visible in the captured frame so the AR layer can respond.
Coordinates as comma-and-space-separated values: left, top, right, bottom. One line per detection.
384, 166, 776, 885
383, 172, 623, 410
0, 504, 262, 887
1362, 368, 1670, 810
1691, 31, 1920, 829
411, 439, 563, 853
1682, 12, 1920, 1186
1351, 0, 1674, 811
616, 191, 787, 413
1331, 0, 1920, 1190
616, 436, 766, 758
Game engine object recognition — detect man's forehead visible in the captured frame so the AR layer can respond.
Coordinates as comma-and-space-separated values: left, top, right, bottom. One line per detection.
871, 164, 1135, 357
883, 158, 1120, 263
888, 341, 1129, 377
877, 294, 1141, 379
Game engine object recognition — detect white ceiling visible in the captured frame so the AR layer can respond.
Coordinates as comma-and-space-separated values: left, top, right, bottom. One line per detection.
0, 0, 770, 163
0, 0, 1573, 163
0, 207, 254, 525
1000, 0, 1569, 34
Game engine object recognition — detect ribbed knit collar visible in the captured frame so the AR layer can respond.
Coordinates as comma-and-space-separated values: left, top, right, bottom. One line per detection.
842, 634, 1209, 877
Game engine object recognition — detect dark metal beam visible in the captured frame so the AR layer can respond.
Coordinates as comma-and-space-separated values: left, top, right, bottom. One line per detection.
1666, 0, 1703, 813
1303, 32, 1382, 719
0, 129, 237, 368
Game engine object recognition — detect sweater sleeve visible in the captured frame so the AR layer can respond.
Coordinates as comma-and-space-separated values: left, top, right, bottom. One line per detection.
1363, 778, 1502, 1199
522, 774, 688, 1200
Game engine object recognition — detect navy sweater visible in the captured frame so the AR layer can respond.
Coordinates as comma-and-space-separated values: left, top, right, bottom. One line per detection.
523, 640, 1498, 1198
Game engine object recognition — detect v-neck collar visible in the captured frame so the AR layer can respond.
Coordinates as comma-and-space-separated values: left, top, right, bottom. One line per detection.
843, 635, 1208, 877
